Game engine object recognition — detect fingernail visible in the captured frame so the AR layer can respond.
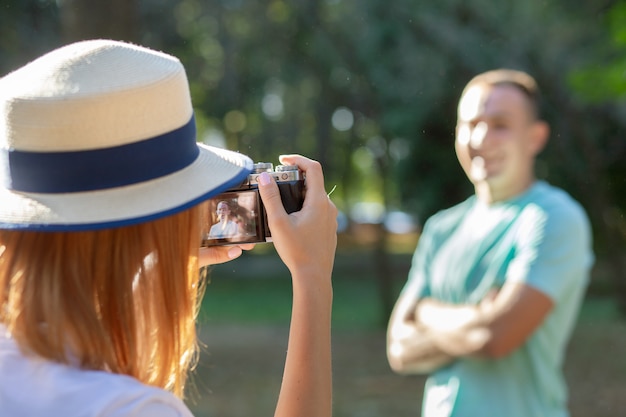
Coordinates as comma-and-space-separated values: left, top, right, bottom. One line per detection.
258, 171, 271, 186
228, 246, 242, 259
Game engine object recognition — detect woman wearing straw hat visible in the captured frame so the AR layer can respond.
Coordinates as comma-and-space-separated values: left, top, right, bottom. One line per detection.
0, 40, 337, 417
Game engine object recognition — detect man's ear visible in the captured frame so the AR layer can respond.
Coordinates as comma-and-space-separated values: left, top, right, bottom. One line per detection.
529, 120, 549, 155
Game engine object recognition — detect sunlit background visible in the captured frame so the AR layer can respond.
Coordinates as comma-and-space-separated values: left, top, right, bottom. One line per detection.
2, 1, 626, 415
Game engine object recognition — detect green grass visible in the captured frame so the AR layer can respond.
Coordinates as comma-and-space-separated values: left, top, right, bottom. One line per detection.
199, 249, 410, 329
194, 251, 626, 417
200, 274, 390, 329
200, 250, 624, 329
199, 276, 292, 324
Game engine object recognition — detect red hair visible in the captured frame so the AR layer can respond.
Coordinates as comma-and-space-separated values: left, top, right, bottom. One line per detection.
0, 205, 207, 398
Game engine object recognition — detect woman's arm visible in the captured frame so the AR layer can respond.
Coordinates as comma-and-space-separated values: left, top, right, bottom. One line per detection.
198, 154, 336, 417
258, 154, 336, 417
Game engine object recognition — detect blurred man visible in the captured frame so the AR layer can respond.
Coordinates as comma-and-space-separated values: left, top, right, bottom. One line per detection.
387, 69, 594, 417
208, 200, 240, 238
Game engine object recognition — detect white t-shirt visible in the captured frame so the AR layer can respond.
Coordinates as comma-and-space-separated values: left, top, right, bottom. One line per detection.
208, 220, 239, 238
0, 327, 194, 417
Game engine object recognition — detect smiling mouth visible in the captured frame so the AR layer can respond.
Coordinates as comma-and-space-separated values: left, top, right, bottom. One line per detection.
471, 156, 503, 180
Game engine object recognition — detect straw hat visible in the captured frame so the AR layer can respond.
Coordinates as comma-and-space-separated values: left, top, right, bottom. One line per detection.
0, 39, 253, 231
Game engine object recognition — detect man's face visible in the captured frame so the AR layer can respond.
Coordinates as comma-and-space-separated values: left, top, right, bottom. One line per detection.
216, 202, 230, 221
455, 83, 544, 199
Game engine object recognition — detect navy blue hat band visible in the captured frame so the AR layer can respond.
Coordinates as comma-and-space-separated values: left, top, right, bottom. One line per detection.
2, 115, 198, 193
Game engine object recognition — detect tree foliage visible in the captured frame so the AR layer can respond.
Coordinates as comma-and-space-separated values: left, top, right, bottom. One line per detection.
2, 0, 625, 306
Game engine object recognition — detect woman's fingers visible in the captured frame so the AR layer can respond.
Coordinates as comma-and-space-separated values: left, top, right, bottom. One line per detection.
258, 154, 337, 277
198, 244, 255, 267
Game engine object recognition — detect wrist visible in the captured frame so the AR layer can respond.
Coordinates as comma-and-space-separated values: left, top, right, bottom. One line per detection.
417, 299, 481, 331
415, 298, 439, 324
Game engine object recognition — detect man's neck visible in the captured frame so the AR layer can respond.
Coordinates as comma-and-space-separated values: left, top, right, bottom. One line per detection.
474, 177, 536, 205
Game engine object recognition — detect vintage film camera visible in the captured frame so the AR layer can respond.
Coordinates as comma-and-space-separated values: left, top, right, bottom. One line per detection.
201, 162, 305, 247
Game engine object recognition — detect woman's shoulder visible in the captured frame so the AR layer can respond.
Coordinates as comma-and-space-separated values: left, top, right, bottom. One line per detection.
0, 336, 192, 417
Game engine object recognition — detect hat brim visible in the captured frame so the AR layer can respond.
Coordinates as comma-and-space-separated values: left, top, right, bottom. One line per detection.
0, 144, 253, 231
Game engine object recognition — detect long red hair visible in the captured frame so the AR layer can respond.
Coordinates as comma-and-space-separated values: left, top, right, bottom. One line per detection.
0, 204, 206, 398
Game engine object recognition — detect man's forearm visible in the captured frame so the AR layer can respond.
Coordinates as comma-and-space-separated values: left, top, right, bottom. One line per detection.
416, 298, 492, 357
387, 319, 454, 374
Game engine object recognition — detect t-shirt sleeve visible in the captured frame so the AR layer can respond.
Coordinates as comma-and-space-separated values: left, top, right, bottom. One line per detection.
506, 199, 594, 301
401, 216, 439, 300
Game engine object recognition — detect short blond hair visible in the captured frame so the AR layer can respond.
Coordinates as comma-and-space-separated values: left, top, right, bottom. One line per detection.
0, 205, 206, 398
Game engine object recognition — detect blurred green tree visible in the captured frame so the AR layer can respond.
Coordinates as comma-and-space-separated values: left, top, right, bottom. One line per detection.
565, 1, 626, 311
2, 0, 624, 317
0, 0, 60, 74
59, 0, 139, 42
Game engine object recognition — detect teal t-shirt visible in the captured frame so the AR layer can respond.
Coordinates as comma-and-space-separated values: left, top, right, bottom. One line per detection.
402, 181, 594, 417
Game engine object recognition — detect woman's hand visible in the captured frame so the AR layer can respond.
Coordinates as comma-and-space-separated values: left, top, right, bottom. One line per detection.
198, 243, 255, 267
257, 154, 338, 280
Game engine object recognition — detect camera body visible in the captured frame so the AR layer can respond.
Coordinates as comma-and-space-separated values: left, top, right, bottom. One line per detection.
201, 162, 305, 247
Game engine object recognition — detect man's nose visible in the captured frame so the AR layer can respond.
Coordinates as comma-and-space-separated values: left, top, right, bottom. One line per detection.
469, 121, 489, 149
